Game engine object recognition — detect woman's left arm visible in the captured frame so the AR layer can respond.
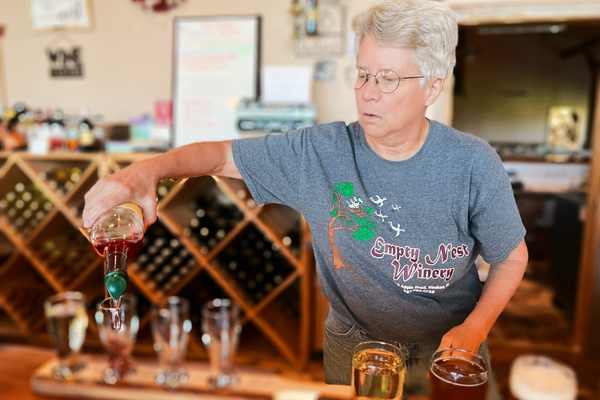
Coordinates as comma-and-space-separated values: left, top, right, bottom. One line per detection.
438, 240, 529, 353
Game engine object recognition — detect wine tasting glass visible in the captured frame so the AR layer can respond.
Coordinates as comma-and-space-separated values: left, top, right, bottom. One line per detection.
151, 296, 192, 389
44, 291, 89, 380
95, 295, 139, 384
352, 341, 406, 400
201, 298, 241, 389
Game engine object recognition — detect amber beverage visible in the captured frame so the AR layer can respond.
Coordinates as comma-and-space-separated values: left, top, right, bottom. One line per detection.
429, 348, 488, 400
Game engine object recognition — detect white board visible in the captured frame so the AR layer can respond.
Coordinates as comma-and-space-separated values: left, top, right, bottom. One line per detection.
173, 16, 260, 146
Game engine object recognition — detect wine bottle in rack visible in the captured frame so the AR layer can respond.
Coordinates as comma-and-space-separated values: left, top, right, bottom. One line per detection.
186, 197, 244, 253
135, 224, 196, 295
1, 181, 53, 234
156, 179, 177, 202
217, 225, 295, 304
41, 166, 82, 195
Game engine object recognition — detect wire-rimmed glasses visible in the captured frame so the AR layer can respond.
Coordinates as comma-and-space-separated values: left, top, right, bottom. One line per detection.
354, 67, 424, 93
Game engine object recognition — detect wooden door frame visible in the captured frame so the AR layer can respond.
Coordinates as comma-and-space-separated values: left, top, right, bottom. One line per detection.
574, 82, 600, 354
445, 0, 600, 356
0, 25, 6, 108
449, 0, 600, 26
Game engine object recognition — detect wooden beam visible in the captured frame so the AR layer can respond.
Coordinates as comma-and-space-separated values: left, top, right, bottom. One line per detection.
574, 67, 600, 353
449, 0, 600, 26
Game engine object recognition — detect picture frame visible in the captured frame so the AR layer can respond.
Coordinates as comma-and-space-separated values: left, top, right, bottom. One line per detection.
546, 106, 586, 152
31, 0, 92, 30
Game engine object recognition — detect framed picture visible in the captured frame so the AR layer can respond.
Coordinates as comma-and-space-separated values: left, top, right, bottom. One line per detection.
31, 0, 92, 30
172, 16, 261, 146
546, 106, 586, 152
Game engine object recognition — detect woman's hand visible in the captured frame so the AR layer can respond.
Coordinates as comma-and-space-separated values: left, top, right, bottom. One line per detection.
437, 321, 487, 354
82, 159, 160, 229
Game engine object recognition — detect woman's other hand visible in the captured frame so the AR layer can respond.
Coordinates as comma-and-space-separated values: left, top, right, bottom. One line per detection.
437, 321, 486, 355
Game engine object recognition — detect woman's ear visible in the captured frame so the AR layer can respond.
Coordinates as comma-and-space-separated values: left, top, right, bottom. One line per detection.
425, 77, 445, 107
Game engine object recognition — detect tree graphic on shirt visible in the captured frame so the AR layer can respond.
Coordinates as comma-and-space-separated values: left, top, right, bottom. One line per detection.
329, 182, 378, 269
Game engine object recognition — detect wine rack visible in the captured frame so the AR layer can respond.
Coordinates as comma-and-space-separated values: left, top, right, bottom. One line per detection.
29, 213, 100, 289
0, 255, 54, 334
0, 163, 55, 238
214, 224, 296, 306
129, 221, 200, 302
0, 152, 313, 368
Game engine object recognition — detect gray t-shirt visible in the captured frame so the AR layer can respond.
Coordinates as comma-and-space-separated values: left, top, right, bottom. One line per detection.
232, 120, 525, 346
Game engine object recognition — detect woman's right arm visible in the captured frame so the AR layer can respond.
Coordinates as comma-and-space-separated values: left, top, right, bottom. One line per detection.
82, 140, 240, 229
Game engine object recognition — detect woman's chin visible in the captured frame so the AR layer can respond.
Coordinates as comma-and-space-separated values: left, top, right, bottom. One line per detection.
359, 121, 386, 138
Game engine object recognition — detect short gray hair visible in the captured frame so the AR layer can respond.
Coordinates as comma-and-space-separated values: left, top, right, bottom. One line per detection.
352, 0, 458, 80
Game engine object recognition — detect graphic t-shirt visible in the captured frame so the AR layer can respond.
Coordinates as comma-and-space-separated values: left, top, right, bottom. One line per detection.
232, 120, 526, 346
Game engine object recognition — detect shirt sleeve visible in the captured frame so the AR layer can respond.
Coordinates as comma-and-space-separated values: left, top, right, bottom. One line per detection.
468, 144, 526, 265
231, 128, 309, 209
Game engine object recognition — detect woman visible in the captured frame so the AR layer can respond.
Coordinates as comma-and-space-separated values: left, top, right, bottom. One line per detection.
83, 0, 527, 396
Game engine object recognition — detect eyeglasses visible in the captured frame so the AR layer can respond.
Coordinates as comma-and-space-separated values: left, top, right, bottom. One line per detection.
355, 67, 424, 93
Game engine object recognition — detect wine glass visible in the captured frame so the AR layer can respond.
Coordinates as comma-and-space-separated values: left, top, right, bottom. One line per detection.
44, 291, 89, 380
201, 298, 241, 389
151, 296, 192, 389
95, 295, 139, 384
352, 341, 406, 400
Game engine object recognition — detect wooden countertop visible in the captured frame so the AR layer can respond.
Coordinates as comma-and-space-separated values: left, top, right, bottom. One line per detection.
0, 344, 61, 400
0, 344, 357, 400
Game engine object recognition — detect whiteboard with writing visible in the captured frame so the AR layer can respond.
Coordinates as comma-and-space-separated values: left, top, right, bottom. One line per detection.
173, 16, 260, 146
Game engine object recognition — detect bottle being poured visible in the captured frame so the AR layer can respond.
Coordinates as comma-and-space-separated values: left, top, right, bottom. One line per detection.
90, 203, 144, 330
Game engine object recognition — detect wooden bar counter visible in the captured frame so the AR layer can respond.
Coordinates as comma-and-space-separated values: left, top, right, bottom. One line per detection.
0, 344, 355, 400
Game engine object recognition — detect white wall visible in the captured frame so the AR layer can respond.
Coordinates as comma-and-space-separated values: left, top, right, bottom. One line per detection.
3, 1, 592, 126
0, 0, 364, 124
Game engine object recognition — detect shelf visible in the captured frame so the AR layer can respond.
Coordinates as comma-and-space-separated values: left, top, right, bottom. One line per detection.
129, 221, 202, 303
0, 231, 16, 276
214, 224, 297, 306
0, 256, 54, 334
0, 163, 55, 239
235, 321, 291, 368
20, 157, 94, 200
160, 176, 246, 256
0, 309, 22, 338
0, 153, 311, 368
253, 286, 303, 367
215, 177, 260, 213
64, 165, 98, 220
156, 178, 180, 204
257, 204, 303, 260
29, 212, 99, 290
0, 155, 9, 177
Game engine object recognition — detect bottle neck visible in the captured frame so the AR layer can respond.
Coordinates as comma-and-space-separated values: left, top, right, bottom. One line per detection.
104, 248, 128, 275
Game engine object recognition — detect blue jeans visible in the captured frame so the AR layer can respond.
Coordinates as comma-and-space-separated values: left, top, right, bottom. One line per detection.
322, 311, 502, 399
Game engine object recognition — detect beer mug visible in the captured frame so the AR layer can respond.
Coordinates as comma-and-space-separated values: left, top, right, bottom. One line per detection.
429, 348, 488, 400
351, 341, 406, 400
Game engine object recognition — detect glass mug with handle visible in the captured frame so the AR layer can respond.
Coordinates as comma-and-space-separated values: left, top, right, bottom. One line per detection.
429, 348, 488, 400
352, 341, 406, 400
